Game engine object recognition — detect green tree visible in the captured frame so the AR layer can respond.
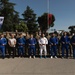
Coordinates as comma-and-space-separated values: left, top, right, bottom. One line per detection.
37, 13, 55, 32
15, 21, 28, 32
22, 6, 38, 33
0, 0, 19, 31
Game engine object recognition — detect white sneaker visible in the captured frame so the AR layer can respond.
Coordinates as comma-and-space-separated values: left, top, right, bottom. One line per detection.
29, 56, 31, 58
55, 56, 57, 58
33, 56, 35, 59
51, 56, 53, 59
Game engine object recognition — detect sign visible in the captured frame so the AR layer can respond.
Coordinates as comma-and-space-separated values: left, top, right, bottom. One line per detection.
0, 17, 4, 28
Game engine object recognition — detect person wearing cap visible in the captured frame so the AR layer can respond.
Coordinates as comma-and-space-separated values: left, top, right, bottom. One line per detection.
28, 34, 36, 58
38, 33, 48, 58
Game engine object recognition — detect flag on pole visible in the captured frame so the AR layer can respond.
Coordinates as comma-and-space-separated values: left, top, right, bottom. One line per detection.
48, 14, 52, 25
0, 17, 4, 28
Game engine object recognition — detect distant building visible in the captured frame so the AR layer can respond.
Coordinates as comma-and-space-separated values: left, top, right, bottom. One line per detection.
46, 28, 56, 33
56, 30, 64, 34
46, 28, 65, 34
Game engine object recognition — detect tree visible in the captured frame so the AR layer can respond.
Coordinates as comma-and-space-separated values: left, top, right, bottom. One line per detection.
15, 21, 28, 32
68, 25, 75, 34
22, 6, 38, 33
0, 0, 19, 31
37, 13, 55, 32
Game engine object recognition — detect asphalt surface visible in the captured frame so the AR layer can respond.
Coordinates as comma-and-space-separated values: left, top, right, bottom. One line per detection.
0, 57, 75, 75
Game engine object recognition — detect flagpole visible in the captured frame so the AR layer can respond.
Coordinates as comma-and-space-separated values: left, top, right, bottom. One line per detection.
47, 0, 49, 29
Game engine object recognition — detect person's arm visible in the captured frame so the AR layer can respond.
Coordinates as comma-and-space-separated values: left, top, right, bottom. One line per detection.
38, 39, 42, 46
8, 39, 11, 46
14, 39, 16, 45
3, 38, 7, 46
56, 37, 58, 45
45, 38, 48, 45
33, 38, 37, 45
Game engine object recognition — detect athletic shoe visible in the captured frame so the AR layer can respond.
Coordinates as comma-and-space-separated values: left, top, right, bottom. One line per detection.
51, 56, 53, 59
45, 56, 47, 59
40, 56, 42, 59
55, 56, 57, 58
29, 56, 31, 58
33, 56, 35, 59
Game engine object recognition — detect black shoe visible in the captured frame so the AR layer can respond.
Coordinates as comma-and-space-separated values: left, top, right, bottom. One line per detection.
66, 57, 69, 59
2, 57, 5, 59
12, 56, 14, 58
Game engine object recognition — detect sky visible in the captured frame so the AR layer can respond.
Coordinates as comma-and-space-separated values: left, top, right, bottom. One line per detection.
9, 0, 75, 31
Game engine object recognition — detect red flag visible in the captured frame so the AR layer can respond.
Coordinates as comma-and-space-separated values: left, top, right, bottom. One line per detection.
48, 14, 52, 25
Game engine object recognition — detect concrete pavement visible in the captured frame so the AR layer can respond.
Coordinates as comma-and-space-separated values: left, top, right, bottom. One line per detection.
0, 57, 75, 75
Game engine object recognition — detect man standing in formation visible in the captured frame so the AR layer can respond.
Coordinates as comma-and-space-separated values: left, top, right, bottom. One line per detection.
48, 33, 58, 58
71, 33, 75, 59
17, 33, 26, 57
38, 33, 48, 58
0, 31, 75, 59
61, 32, 70, 58
28, 34, 36, 58
8, 33, 16, 58
0, 33, 7, 59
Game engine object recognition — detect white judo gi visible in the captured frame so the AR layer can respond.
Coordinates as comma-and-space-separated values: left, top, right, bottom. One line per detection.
38, 37, 48, 56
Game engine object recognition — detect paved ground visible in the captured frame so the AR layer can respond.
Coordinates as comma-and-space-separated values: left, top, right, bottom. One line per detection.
0, 57, 75, 75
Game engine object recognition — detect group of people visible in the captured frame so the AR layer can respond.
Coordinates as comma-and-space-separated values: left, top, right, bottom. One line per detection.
0, 31, 75, 59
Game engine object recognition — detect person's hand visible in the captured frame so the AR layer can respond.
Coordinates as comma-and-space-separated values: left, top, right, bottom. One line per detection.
62, 42, 65, 44
73, 43, 75, 45
29, 44, 32, 46
2, 44, 5, 46
19, 43, 22, 45
54, 44, 56, 45
51, 43, 53, 45
32, 44, 35, 45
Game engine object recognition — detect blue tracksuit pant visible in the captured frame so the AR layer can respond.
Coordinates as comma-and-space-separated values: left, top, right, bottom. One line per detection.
18, 46, 25, 56
51, 45, 57, 57
29, 46, 36, 56
0, 47, 5, 58
62, 44, 69, 58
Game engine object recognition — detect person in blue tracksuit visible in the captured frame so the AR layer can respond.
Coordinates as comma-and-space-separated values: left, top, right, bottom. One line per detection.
61, 32, 70, 58
71, 33, 75, 59
28, 34, 36, 58
48, 33, 58, 58
17, 33, 26, 57
0, 33, 7, 59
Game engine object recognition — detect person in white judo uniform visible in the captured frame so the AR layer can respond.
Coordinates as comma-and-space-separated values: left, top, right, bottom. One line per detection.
38, 33, 48, 58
